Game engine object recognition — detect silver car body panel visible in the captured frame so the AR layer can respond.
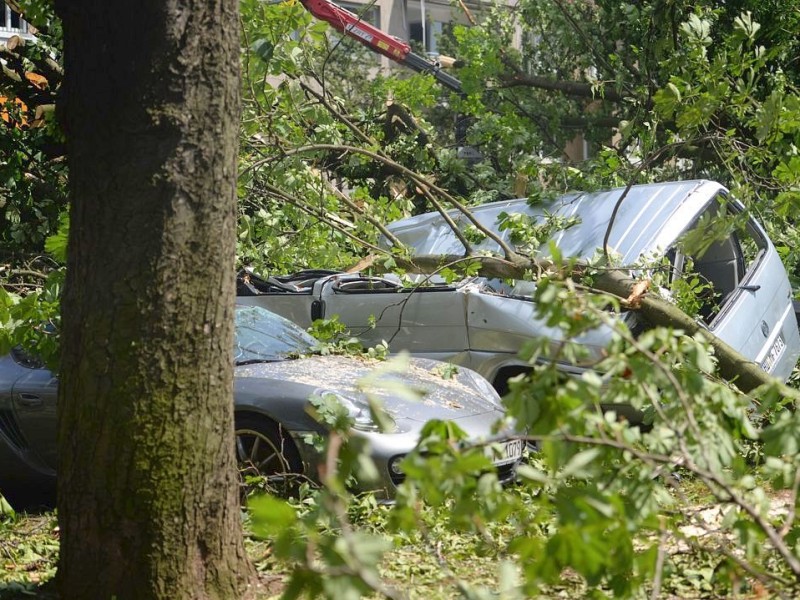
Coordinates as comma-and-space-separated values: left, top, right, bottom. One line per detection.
239, 180, 800, 386
0, 308, 519, 502
239, 277, 619, 386
388, 180, 713, 264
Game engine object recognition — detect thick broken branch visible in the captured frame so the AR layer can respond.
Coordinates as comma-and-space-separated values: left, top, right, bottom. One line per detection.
498, 73, 627, 102
385, 101, 430, 147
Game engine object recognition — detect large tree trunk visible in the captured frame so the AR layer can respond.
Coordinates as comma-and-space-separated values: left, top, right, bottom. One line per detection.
54, 2, 252, 598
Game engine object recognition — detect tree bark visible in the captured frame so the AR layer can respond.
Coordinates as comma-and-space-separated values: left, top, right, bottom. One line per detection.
498, 72, 626, 102
54, 1, 252, 598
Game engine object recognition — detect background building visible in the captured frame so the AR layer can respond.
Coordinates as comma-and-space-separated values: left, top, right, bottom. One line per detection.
341, 0, 475, 66
0, 3, 31, 45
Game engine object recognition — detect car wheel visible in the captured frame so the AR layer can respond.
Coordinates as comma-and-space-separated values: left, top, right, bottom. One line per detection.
234, 414, 304, 497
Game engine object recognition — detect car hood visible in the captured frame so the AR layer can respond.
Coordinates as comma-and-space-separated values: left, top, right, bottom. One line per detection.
235, 355, 503, 422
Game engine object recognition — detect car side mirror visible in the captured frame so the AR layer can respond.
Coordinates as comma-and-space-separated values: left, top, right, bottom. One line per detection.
311, 300, 325, 321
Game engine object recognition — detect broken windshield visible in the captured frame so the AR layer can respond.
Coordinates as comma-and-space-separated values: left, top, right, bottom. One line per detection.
234, 305, 317, 364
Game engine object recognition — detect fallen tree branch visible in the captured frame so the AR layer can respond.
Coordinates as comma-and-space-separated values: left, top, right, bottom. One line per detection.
380, 252, 799, 399
498, 72, 626, 102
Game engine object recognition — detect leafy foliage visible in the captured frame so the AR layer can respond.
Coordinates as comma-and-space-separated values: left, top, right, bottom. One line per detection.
4, 0, 800, 597
0, 4, 66, 259
242, 275, 800, 597
233, 3, 800, 588
0, 102, 66, 257
0, 268, 62, 369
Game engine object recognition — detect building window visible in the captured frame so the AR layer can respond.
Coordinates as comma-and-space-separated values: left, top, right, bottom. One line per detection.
2, 4, 27, 33
338, 2, 380, 28
409, 20, 450, 55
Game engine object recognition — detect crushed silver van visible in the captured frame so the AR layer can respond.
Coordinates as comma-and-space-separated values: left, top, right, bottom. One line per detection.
238, 180, 800, 392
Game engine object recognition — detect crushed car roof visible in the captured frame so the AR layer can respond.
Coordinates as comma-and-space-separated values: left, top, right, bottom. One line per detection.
386, 179, 724, 264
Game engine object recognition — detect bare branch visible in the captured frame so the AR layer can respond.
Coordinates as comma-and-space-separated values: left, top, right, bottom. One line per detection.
255, 182, 390, 256
416, 185, 474, 255
650, 519, 667, 600
550, 0, 634, 97
322, 181, 406, 249
602, 137, 721, 261
300, 82, 376, 147
274, 144, 524, 261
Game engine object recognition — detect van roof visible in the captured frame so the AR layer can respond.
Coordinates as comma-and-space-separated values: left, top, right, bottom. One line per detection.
386, 180, 725, 265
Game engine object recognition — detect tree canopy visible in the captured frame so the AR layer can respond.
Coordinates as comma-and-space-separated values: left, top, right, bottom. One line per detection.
2, 0, 800, 597
235, 0, 800, 287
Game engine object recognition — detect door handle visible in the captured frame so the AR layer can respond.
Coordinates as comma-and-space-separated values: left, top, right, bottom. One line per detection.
16, 393, 43, 407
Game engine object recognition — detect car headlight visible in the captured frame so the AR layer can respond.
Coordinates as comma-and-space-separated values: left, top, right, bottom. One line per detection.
315, 390, 396, 432
461, 369, 503, 407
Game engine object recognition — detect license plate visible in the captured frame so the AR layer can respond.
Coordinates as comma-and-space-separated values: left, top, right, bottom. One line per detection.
485, 439, 524, 465
761, 333, 786, 373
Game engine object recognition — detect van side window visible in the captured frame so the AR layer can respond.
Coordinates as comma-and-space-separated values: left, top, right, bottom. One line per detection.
734, 220, 766, 279
670, 195, 766, 325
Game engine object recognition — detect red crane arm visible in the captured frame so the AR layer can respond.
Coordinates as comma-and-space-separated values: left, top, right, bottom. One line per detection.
300, 0, 411, 61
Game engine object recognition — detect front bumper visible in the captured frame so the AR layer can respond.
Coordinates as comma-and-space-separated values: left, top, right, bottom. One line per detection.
290, 411, 522, 498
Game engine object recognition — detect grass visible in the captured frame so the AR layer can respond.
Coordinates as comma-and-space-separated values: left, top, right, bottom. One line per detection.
0, 475, 795, 599
0, 511, 58, 597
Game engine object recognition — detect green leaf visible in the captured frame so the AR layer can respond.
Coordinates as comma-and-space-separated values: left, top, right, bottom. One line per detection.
560, 448, 601, 479
44, 212, 69, 263
762, 410, 800, 457
247, 494, 298, 538
251, 38, 275, 64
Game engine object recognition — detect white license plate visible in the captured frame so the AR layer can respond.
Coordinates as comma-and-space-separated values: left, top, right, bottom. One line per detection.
485, 439, 524, 465
761, 333, 786, 373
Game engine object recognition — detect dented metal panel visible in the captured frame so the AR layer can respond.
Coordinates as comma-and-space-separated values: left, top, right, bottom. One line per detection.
463, 289, 613, 359
239, 180, 800, 390
320, 280, 471, 354
386, 180, 719, 263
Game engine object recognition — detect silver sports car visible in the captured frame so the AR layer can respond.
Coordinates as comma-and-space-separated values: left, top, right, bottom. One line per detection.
0, 306, 521, 506
238, 180, 800, 393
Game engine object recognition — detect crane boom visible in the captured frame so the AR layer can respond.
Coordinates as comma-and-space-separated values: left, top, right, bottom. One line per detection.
300, 0, 463, 94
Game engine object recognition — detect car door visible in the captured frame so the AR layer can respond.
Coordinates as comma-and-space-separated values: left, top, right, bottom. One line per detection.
318, 275, 472, 360
9, 349, 58, 469
674, 197, 800, 380
708, 215, 800, 380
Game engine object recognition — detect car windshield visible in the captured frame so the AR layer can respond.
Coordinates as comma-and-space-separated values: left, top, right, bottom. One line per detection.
234, 305, 317, 364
